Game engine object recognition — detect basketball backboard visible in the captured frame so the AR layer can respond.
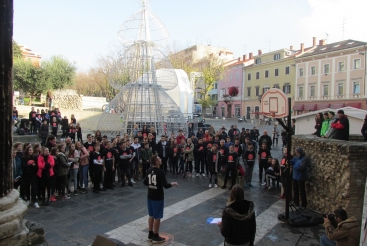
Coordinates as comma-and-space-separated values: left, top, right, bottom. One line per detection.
261, 88, 289, 118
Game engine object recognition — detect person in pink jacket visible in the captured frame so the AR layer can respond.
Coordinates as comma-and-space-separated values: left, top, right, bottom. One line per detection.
37, 147, 55, 206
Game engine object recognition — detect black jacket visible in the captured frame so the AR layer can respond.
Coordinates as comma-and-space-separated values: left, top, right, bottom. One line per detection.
40, 124, 49, 138
332, 116, 350, 141
156, 141, 170, 159
220, 200, 256, 245
259, 135, 272, 149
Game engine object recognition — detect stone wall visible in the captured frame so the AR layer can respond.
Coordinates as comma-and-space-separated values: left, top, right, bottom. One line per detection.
52, 89, 82, 110
292, 135, 367, 221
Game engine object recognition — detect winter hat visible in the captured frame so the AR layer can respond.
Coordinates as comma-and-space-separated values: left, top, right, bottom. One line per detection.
337, 110, 344, 114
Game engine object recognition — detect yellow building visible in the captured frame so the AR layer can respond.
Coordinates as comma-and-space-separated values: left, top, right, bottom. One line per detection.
243, 38, 317, 119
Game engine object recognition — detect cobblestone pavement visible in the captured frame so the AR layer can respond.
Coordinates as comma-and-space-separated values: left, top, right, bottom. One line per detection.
19, 118, 325, 246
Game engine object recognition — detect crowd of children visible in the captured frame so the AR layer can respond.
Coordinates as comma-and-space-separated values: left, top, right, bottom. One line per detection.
12, 123, 289, 209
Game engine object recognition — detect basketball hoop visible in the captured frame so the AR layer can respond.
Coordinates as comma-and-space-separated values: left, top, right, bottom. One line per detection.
260, 88, 289, 118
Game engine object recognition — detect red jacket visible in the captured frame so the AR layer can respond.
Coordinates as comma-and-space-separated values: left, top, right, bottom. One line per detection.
37, 154, 55, 178
176, 135, 186, 144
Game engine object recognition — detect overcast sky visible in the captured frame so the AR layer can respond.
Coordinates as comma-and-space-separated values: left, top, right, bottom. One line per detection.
13, 0, 367, 71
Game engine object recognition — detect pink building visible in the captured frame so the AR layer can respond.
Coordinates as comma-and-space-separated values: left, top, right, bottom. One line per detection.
294, 39, 367, 113
217, 55, 254, 118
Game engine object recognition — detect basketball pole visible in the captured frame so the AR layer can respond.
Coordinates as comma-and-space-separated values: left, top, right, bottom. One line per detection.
285, 97, 292, 220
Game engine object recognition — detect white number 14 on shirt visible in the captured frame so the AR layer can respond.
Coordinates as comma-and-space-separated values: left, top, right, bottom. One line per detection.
148, 174, 157, 186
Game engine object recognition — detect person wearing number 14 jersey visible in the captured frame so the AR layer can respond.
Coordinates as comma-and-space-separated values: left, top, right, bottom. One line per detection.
144, 154, 178, 243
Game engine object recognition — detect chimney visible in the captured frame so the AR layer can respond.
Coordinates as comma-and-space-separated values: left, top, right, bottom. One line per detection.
243, 54, 247, 61
249, 52, 253, 59
313, 37, 317, 47
300, 43, 304, 53
258, 49, 262, 55
290, 45, 293, 50
319, 39, 326, 46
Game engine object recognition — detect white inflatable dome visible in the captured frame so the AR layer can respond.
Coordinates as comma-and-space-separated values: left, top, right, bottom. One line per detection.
158, 69, 193, 117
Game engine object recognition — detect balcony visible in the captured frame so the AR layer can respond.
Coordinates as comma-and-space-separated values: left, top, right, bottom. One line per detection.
223, 94, 232, 104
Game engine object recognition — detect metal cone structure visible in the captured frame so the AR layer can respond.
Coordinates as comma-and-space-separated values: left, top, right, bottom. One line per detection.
97, 0, 187, 136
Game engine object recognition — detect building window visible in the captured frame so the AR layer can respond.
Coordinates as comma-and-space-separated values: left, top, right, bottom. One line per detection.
353, 82, 360, 94
247, 73, 251, 81
338, 61, 345, 71
337, 83, 344, 95
275, 68, 279, 76
265, 70, 269, 78
324, 64, 330, 74
255, 58, 261, 64
274, 54, 280, 60
298, 86, 304, 98
354, 59, 361, 69
299, 68, 304, 77
263, 86, 270, 94
283, 84, 291, 94
255, 86, 260, 96
220, 88, 225, 97
285, 66, 290, 75
310, 66, 316, 75
256, 72, 260, 80
323, 84, 329, 96
310, 85, 315, 97
273, 84, 280, 89
214, 83, 217, 89
247, 87, 251, 97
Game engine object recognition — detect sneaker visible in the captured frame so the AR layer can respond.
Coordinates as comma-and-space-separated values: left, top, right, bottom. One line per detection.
152, 235, 166, 244
67, 190, 72, 196
131, 179, 136, 184
33, 202, 40, 208
196, 173, 199, 177
214, 184, 218, 188
61, 196, 70, 200
49, 197, 57, 202
148, 231, 153, 242
74, 190, 78, 195
188, 173, 192, 177
202, 173, 206, 177
249, 183, 254, 187
266, 185, 272, 190
261, 182, 267, 186
209, 184, 212, 188
81, 188, 87, 194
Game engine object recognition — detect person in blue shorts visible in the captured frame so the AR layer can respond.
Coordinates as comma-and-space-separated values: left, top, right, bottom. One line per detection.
144, 154, 178, 243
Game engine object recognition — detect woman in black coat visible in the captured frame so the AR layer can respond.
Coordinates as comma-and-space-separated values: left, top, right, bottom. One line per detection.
313, 113, 324, 137
40, 120, 49, 146
218, 184, 256, 246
